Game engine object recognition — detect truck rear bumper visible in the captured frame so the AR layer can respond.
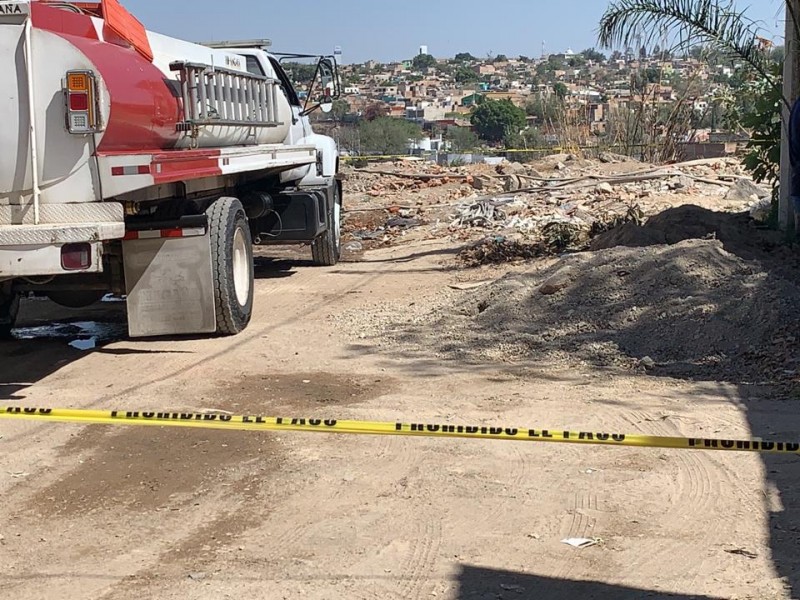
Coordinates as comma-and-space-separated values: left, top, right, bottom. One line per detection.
0, 241, 105, 278
0, 222, 123, 245
0, 203, 123, 277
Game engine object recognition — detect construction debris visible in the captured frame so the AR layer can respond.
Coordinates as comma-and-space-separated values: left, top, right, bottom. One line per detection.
458, 238, 543, 266
724, 178, 770, 204
342, 155, 765, 256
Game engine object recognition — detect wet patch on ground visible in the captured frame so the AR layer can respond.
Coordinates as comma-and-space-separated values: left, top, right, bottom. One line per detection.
24, 372, 388, 519
222, 371, 393, 412
11, 297, 128, 349
13, 320, 128, 349
28, 423, 278, 518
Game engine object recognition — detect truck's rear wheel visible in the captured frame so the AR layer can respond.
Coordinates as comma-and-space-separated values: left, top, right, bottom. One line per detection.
206, 197, 254, 335
311, 183, 342, 266
0, 291, 20, 339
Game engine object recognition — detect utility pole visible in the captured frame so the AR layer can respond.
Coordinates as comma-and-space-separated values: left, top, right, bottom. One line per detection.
780, 1, 800, 232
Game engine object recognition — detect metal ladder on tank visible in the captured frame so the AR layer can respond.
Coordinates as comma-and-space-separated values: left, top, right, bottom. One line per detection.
170, 61, 284, 142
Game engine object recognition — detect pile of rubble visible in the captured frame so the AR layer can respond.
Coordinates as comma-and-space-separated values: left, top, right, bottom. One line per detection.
342, 154, 772, 257
362, 230, 800, 385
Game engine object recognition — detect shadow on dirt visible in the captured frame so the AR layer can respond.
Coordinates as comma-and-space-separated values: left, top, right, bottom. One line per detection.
345, 205, 800, 598
0, 249, 321, 400
541, 206, 800, 597
253, 256, 304, 279
456, 565, 722, 599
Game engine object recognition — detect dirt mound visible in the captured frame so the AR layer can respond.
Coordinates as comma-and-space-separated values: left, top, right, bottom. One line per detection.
394, 238, 800, 384
590, 204, 776, 258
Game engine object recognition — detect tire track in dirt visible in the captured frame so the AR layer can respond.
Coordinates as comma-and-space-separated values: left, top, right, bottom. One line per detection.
534, 487, 602, 591
1, 251, 431, 600
618, 409, 750, 584
396, 517, 443, 600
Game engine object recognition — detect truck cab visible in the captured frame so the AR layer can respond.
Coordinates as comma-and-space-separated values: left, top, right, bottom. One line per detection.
0, 2, 342, 339
202, 42, 343, 261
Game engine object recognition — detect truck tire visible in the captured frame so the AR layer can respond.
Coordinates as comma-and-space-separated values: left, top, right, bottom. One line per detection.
0, 292, 20, 339
311, 183, 342, 266
206, 197, 254, 335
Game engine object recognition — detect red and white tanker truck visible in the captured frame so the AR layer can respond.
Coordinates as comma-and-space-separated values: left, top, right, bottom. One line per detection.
0, 0, 343, 337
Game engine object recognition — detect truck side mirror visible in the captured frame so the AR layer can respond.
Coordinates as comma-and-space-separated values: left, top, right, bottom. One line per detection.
302, 56, 340, 117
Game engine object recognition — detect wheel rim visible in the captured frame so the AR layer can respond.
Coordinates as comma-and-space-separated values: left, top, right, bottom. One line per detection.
333, 192, 341, 248
232, 227, 251, 307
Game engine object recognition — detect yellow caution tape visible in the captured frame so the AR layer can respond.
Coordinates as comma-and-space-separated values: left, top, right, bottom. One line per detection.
1, 407, 797, 456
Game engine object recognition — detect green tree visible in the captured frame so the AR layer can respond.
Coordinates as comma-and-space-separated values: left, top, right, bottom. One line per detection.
742, 63, 783, 191
581, 48, 607, 62
505, 127, 545, 150
493, 54, 509, 63
568, 55, 587, 68
644, 66, 661, 83
283, 62, 318, 87
363, 103, 388, 121
359, 118, 422, 155
522, 127, 545, 148
455, 52, 476, 62
412, 53, 437, 70
331, 99, 349, 122
455, 66, 479, 84
553, 82, 569, 101
470, 98, 527, 144
447, 126, 480, 152
547, 55, 567, 70
526, 96, 562, 122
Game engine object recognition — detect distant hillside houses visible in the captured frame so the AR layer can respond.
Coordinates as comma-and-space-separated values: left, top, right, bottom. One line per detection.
329, 47, 759, 155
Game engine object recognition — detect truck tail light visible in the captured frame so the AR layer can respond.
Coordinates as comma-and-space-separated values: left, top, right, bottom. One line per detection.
69, 93, 89, 112
61, 243, 92, 270
64, 71, 100, 134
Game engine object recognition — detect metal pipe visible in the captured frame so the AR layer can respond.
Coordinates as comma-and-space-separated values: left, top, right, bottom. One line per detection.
236, 76, 244, 121
208, 71, 217, 118
271, 82, 278, 124
227, 73, 235, 121
188, 67, 199, 121
248, 79, 256, 120
198, 69, 208, 119
218, 73, 227, 120
258, 81, 266, 122
180, 70, 189, 120
24, 19, 41, 225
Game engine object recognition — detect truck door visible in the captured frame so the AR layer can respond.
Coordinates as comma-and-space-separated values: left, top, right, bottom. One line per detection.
272, 57, 310, 141
244, 54, 308, 144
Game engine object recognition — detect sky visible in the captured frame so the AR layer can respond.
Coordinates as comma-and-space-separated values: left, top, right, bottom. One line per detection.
123, 0, 787, 64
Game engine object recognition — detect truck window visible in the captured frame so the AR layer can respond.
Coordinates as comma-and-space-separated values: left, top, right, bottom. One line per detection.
269, 57, 301, 107
245, 56, 265, 76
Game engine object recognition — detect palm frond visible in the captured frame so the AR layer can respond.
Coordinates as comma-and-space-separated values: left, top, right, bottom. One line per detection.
598, 0, 783, 104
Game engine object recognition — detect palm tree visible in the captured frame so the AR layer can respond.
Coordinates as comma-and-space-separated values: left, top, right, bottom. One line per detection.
598, 0, 788, 106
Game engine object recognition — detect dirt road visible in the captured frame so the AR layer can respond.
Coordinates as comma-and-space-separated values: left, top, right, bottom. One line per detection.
0, 242, 797, 600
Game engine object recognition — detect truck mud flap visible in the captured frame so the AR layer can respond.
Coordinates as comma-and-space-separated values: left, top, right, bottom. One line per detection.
122, 217, 216, 337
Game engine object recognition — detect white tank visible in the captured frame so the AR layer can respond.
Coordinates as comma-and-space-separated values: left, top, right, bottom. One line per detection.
148, 32, 293, 149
